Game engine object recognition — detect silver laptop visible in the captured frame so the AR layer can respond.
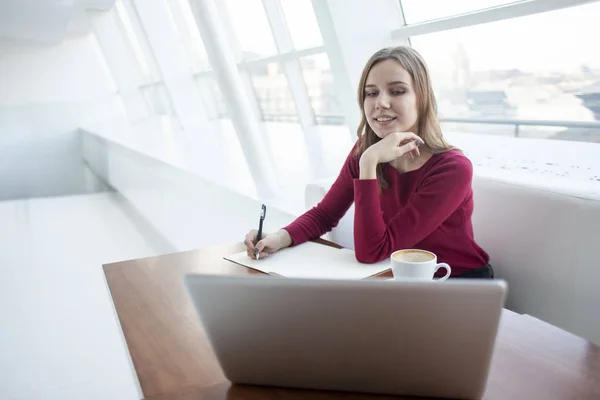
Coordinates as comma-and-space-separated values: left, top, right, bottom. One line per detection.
184, 274, 507, 399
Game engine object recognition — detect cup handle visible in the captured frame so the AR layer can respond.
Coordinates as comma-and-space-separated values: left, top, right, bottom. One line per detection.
434, 263, 451, 281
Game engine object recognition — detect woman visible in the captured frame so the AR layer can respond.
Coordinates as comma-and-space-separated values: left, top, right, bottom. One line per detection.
243, 46, 493, 279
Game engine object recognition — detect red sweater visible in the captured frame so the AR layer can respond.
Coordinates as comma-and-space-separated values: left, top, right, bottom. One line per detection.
283, 145, 489, 276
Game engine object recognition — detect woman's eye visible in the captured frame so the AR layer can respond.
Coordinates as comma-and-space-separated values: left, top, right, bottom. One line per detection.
365, 92, 377, 97
392, 90, 405, 95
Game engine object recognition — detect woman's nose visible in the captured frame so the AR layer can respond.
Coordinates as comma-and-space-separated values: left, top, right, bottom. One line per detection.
376, 94, 390, 109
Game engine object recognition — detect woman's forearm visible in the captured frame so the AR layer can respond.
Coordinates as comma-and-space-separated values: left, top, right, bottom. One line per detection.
277, 229, 293, 248
359, 154, 378, 180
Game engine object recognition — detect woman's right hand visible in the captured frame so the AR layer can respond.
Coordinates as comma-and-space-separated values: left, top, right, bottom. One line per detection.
243, 229, 292, 259
361, 131, 422, 166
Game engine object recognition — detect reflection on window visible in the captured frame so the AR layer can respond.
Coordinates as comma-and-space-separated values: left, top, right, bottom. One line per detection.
441, 122, 516, 137
114, 0, 160, 83
408, 1, 600, 143
168, 0, 211, 73
247, 62, 298, 123
140, 84, 176, 116
223, 0, 278, 59
400, 0, 518, 24
280, 0, 323, 50
195, 74, 229, 119
299, 53, 344, 125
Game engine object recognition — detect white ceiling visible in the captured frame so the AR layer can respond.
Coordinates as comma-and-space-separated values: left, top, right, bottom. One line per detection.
0, 0, 115, 55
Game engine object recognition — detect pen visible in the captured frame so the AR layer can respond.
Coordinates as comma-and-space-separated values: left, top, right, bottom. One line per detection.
253, 204, 266, 260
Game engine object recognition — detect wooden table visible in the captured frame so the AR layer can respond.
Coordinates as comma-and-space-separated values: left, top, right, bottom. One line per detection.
104, 241, 600, 399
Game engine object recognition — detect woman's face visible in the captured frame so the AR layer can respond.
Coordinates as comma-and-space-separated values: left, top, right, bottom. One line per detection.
363, 59, 419, 139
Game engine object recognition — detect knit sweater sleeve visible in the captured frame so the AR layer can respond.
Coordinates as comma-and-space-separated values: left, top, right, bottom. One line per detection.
282, 148, 358, 246
353, 153, 473, 263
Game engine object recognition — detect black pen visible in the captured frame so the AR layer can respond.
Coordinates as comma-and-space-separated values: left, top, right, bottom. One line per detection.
253, 204, 266, 260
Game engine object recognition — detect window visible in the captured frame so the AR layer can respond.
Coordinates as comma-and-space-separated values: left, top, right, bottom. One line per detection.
114, 0, 161, 84
114, 0, 177, 119
195, 75, 228, 119
140, 84, 176, 116
167, 0, 211, 73
247, 62, 298, 122
280, 0, 323, 50
299, 53, 344, 125
408, 1, 600, 142
399, 0, 519, 24
223, 0, 278, 59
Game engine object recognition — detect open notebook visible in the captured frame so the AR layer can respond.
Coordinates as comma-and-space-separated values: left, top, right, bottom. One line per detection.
224, 241, 390, 279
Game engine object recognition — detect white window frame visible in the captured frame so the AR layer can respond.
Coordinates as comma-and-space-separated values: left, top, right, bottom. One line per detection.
215, 0, 334, 179
392, 0, 599, 40
261, 0, 328, 176
390, 0, 600, 194
391, 0, 600, 136
113, 0, 162, 85
168, 0, 213, 74
226, 1, 335, 128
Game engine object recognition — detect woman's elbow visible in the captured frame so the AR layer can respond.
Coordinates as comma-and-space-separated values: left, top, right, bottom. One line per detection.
355, 250, 384, 264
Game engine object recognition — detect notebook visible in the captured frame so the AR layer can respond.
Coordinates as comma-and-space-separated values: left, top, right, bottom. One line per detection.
223, 241, 390, 279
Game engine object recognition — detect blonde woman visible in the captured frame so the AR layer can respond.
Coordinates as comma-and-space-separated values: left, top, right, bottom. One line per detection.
244, 46, 493, 279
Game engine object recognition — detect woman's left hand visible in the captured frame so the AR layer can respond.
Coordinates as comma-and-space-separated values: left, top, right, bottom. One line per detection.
361, 131, 422, 165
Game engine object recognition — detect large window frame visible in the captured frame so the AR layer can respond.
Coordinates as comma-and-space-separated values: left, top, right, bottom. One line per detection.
210, 0, 339, 177
214, 0, 343, 126
392, 0, 598, 40
96, 0, 600, 198
113, 0, 178, 118
392, 0, 600, 136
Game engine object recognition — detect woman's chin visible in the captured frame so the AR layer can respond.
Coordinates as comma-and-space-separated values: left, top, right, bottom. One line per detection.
375, 129, 397, 139
368, 121, 408, 138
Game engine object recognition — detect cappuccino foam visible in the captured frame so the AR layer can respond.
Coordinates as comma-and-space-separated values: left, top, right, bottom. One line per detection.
393, 250, 435, 263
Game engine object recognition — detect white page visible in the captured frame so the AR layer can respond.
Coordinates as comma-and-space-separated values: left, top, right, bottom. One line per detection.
224, 241, 390, 279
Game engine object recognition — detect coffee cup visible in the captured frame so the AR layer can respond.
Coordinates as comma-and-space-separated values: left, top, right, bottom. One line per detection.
390, 249, 451, 281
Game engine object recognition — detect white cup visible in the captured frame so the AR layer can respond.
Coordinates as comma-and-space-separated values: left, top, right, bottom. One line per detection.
390, 249, 451, 281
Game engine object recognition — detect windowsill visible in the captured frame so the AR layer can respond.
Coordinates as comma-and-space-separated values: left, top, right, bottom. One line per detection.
79, 116, 311, 218
80, 116, 259, 197
81, 117, 600, 221
445, 132, 600, 201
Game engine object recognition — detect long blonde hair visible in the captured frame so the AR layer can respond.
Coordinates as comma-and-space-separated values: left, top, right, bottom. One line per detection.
355, 46, 454, 190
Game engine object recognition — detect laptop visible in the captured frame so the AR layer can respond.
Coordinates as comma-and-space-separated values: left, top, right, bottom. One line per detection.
184, 274, 507, 399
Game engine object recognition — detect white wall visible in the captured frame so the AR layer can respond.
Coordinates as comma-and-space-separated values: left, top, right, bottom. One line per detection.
81, 128, 297, 254
0, 34, 124, 200
0, 34, 117, 105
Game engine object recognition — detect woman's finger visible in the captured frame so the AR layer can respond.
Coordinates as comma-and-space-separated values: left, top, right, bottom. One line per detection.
243, 237, 255, 250
244, 230, 258, 245
397, 140, 420, 157
255, 239, 267, 253
397, 132, 420, 143
257, 251, 270, 259
397, 136, 420, 147
249, 249, 270, 260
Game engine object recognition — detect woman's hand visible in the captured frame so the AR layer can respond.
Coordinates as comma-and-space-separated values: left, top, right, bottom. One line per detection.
243, 229, 292, 259
361, 131, 422, 166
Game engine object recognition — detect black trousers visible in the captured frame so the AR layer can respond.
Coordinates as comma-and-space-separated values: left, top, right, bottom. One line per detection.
451, 264, 495, 279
